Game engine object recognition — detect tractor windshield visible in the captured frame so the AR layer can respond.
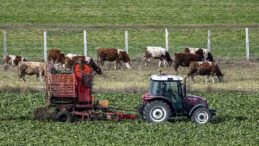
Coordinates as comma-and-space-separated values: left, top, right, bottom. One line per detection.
149, 80, 182, 97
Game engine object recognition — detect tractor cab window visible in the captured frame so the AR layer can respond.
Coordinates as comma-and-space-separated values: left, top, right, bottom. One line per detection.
162, 81, 179, 97
149, 80, 180, 97
149, 81, 163, 96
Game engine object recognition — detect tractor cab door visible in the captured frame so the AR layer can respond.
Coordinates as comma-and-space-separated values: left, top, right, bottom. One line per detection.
162, 81, 183, 110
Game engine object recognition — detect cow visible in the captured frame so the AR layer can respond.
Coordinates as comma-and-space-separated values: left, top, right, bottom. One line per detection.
144, 46, 173, 67
3, 55, 26, 70
184, 47, 213, 61
97, 48, 131, 70
173, 53, 203, 73
18, 61, 46, 82
65, 55, 102, 75
187, 61, 224, 83
66, 53, 80, 59
47, 48, 66, 64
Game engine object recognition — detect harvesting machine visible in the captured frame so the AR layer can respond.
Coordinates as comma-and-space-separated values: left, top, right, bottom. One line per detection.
34, 62, 137, 122
34, 61, 215, 124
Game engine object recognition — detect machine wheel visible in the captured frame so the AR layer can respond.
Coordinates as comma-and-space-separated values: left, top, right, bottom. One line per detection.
55, 110, 73, 122
191, 108, 211, 124
142, 101, 171, 123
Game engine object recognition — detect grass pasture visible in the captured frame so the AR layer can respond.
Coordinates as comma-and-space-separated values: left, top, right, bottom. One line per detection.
1, 28, 259, 62
1, 0, 259, 25
1, 59, 258, 92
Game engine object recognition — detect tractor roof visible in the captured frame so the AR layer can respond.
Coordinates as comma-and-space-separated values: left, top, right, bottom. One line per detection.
150, 74, 183, 81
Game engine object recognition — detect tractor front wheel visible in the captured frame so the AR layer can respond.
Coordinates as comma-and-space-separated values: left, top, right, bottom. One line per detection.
191, 108, 211, 124
142, 101, 171, 123
55, 110, 73, 122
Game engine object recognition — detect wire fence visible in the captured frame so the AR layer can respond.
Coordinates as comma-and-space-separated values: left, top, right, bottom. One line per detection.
1, 27, 259, 62
0, 27, 258, 92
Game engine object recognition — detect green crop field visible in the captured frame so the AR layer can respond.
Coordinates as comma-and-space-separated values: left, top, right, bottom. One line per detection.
0, 0, 259, 145
0, 91, 258, 145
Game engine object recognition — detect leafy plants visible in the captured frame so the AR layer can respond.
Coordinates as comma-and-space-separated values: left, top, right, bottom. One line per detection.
0, 91, 258, 145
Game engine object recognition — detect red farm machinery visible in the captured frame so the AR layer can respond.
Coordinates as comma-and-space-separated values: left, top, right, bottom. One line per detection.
34, 62, 137, 122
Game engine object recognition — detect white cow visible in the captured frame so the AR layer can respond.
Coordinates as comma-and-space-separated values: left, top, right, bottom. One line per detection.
144, 46, 173, 67
18, 61, 46, 82
65, 53, 80, 59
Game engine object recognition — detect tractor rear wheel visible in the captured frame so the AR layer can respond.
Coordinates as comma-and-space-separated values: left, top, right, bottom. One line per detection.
191, 108, 211, 124
55, 110, 73, 122
142, 100, 171, 123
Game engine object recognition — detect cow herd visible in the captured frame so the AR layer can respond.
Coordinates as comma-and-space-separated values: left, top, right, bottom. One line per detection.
2, 46, 224, 83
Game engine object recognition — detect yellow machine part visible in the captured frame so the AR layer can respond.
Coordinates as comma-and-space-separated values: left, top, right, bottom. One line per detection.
98, 100, 109, 108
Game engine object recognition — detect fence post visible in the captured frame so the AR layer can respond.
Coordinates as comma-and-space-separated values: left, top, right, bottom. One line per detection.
165, 28, 169, 51
245, 28, 250, 60
207, 30, 211, 51
3, 30, 7, 57
125, 30, 128, 54
83, 30, 87, 57
43, 31, 47, 62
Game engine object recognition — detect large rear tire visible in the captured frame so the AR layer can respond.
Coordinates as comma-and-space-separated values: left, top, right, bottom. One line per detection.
142, 101, 171, 123
55, 110, 73, 122
191, 108, 211, 124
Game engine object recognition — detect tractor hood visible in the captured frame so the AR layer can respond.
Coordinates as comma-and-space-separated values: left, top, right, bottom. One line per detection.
183, 95, 208, 107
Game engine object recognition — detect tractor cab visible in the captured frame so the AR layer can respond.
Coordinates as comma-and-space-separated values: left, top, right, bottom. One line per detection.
148, 74, 185, 110
139, 73, 216, 124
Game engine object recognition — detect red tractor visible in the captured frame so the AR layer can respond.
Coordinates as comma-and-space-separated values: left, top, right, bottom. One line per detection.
138, 74, 216, 124
34, 62, 136, 122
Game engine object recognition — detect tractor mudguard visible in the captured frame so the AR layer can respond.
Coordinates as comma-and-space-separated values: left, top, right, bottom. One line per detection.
144, 96, 176, 115
188, 104, 207, 116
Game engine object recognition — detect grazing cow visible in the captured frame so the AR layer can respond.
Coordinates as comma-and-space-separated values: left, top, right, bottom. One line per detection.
187, 61, 224, 83
144, 46, 173, 67
184, 47, 213, 61
47, 48, 66, 64
97, 48, 131, 70
18, 61, 46, 82
66, 53, 80, 59
3, 55, 26, 70
173, 53, 203, 73
65, 56, 102, 75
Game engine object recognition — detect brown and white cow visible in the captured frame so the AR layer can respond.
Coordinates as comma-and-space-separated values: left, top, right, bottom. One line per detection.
3, 55, 26, 70
18, 61, 46, 82
144, 46, 173, 67
187, 61, 224, 83
173, 53, 203, 73
66, 53, 80, 59
184, 47, 214, 61
47, 48, 66, 64
65, 55, 102, 75
97, 48, 131, 70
